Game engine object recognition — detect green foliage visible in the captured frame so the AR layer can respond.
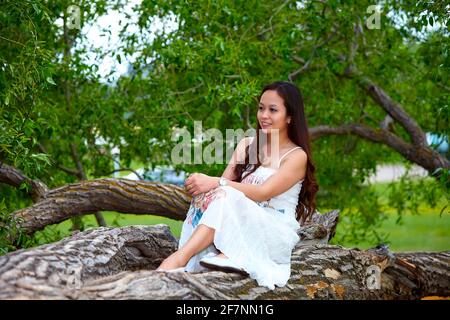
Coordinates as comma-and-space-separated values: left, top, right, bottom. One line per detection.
387, 172, 449, 222
0, 198, 33, 255
0, 0, 54, 177
0, 0, 448, 251
124, 0, 449, 245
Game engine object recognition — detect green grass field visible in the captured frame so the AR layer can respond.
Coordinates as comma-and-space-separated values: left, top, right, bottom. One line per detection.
334, 210, 450, 252
334, 180, 449, 252
34, 180, 449, 253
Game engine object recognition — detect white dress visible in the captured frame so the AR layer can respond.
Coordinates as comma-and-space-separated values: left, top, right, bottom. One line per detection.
178, 146, 304, 290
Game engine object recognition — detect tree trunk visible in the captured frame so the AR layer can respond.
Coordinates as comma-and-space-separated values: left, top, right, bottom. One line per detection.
3, 170, 448, 300
12, 178, 338, 238
0, 224, 448, 300
13, 178, 191, 234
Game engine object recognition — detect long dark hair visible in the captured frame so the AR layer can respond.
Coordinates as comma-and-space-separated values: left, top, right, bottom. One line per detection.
233, 81, 319, 224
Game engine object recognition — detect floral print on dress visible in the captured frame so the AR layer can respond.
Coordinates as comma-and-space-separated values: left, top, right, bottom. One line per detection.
241, 172, 265, 185
242, 168, 286, 214
186, 187, 227, 227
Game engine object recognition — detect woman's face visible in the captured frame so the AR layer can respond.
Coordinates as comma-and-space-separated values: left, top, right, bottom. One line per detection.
257, 90, 291, 135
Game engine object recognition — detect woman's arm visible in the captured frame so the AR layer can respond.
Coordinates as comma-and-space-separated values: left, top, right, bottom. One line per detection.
185, 138, 307, 202
185, 137, 256, 196
223, 149, 306, 202
220, 136, 253, 181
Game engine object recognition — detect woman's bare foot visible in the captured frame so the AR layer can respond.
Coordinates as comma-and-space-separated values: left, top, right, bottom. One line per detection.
157, 251, 188, 271
215, 253, 228, 259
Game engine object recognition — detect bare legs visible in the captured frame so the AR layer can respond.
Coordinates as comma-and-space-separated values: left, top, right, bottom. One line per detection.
157, 224, 216, 271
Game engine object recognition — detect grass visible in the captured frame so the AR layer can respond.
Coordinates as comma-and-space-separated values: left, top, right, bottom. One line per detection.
34, 180, 449, 253
334, 210, 450, 252
334, 180, 449, 252
34, 212, 183, 246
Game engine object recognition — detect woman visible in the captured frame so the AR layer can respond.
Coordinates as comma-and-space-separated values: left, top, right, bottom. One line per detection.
157, 81, 319, 290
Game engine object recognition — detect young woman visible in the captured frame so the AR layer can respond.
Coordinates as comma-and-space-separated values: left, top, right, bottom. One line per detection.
157, 81, 319, 290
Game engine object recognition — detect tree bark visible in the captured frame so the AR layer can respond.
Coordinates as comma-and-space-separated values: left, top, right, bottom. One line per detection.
309, 123, 449, 174
0, 163, 48, 202
358, 77, 427, 147
0, 224, 448, 300
69, 143, 107, 228
3, 165, 447, 300
13, 178, 192, 234
11, 177, 338, 238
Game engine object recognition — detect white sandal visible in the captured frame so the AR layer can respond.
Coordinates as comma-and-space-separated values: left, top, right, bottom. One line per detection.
200, 256, 248, 275
155, 267, 186, 273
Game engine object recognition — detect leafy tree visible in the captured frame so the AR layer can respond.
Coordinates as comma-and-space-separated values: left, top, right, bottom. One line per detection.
119, 0, 449, 244
1, 0, 448, 252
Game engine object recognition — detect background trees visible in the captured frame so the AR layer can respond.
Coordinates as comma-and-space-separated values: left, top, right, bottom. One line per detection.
1, 0, 448, 253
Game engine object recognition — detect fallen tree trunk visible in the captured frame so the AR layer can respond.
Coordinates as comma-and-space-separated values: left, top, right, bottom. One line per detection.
13, 178, 191, 234
11, 179, 339, 238
0, 162, 108, 228
0, 223, 448, 300
3, 175, 448, 299
12, 178, 340, 237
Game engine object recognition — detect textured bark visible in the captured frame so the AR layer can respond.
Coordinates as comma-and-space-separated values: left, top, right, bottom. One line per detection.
13, 178, 191, 234
0, 224, 448, 300
360, 77, 427, 147
67, 143, 107, 228
0, 163, 48, 202
358, 77, 450, 173
0, 225, 177, 299
13, 178, 337, 238
309, 123, 449, 174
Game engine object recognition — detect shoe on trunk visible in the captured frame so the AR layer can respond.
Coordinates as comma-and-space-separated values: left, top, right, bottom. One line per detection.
199, 256, 248, 275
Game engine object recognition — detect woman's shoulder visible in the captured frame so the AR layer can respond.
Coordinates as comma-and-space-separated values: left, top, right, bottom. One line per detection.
289, 144, 306, 157
280, 143, 307, 165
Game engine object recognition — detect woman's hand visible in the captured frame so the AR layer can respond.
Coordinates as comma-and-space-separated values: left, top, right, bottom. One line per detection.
184, 173, 219, 197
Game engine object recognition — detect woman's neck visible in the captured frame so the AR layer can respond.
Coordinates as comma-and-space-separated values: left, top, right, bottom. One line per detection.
262, 132, 292, 161
265, 131, 291, 150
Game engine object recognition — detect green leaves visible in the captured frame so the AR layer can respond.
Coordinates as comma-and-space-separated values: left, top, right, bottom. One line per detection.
30, 153, 51, 166
46, 77, 56, 85
1, 0, 447, 250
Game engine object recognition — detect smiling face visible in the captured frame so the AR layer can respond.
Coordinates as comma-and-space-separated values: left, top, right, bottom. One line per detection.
257, 90, 291, 135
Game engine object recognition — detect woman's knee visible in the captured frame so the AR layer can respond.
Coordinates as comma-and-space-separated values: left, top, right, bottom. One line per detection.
220, 185, 245, 198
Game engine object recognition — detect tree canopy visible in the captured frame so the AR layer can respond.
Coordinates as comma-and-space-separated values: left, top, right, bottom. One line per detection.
1, 0, 448, 252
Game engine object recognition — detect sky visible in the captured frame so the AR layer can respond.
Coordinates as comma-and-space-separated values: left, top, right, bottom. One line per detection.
79, 0, 177, 83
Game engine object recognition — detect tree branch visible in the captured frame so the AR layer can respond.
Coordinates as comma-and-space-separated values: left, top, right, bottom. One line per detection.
0, 225, 448, 300
37, 143, 79, 177
336, 23, 428, 148
0, 163, 48, 202
309, 123, 449, 172
13, 178, 191, 234
11, 175, 339, 241
69, 143, 106, 227
357, 77, 428, 147
310, 123, 407, 147
289, 29, 336, 82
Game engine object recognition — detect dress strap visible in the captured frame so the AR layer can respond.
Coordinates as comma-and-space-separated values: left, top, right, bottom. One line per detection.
277, 146, 303, 168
